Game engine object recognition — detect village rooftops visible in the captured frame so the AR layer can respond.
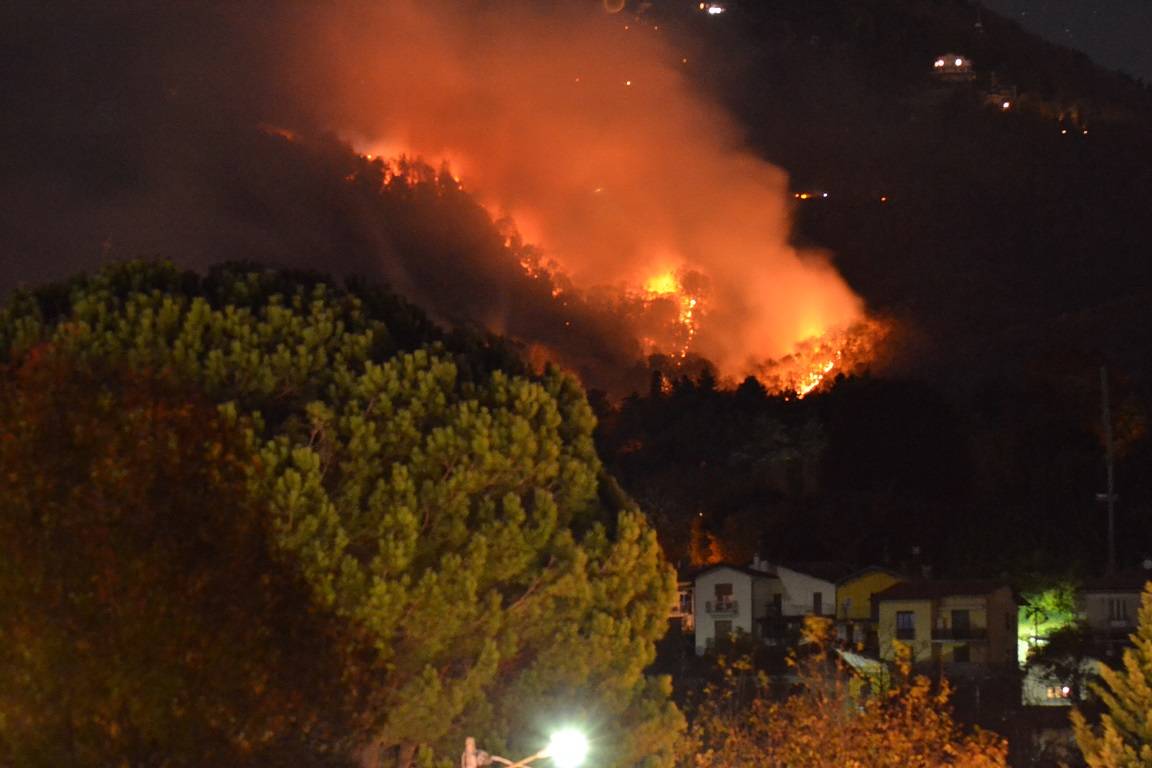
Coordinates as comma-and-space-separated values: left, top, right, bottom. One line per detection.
1082, 570, 1152, 593
690, 562, 776, 580
837, 565, 904, 586
775, 561, 856, 583
874, 579, 1012, 602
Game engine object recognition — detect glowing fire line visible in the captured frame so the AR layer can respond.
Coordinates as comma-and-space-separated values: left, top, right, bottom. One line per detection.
340, 143, 879, 395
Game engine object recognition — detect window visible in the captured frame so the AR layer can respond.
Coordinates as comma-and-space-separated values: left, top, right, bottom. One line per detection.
1046, 686, 1071, 700
952, 644, 970, 663
896, 611, 915, 640
813, 592, 823, 615
1109, 598, 1130, 623
951, 609, 970, 635
772, 593, 783, 614
679, 590, 693, 615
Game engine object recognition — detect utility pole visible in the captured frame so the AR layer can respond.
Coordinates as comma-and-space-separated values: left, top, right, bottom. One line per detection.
1100, 366, 1117, 575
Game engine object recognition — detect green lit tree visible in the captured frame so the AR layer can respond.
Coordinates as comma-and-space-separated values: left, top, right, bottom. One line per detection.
1073, 582, 1152, 767
0, 262, 683, 768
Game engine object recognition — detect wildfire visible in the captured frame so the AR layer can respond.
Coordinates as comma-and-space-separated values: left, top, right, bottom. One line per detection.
644, 271, 678, 295
342, 142, 881, 392
637, 269, 703, 360
756, 319, 888, 398
796, 358, 837, 398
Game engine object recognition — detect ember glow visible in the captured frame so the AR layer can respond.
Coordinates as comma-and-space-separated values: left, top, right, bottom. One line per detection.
291, 1, 879, 393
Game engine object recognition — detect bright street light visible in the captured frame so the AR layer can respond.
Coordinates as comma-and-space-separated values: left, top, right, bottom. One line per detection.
464, 730, 589, 768
543, 729, 589, 768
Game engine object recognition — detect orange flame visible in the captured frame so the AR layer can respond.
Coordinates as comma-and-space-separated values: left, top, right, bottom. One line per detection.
306, 2, 877, 390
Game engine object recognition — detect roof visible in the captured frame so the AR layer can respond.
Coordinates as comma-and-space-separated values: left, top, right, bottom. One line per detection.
776, 561, 856, 584
874, 579, 1012, 602
1082, 571, 1152, 593
837, 565, 904, 586
691, 562, 776, 580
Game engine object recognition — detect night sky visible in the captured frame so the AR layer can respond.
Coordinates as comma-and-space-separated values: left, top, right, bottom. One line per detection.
982, 0, 1152, 81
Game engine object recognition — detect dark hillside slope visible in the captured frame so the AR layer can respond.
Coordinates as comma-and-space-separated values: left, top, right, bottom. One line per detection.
667, 0, 1152, 386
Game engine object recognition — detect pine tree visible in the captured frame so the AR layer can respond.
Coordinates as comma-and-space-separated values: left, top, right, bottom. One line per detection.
1073, 582, 1152, 767
0, 262, 683, 768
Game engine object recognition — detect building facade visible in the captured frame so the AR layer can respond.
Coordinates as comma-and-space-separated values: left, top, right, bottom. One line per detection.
836, 566, 904, 652
693, 564, 778, 654
875, 580, 1018, 669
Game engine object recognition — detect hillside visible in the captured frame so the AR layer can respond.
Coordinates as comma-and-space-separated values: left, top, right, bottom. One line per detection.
661, 0, 1152, 387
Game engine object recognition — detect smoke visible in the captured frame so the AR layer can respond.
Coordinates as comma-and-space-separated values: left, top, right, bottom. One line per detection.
289, 0, 866, 378
0, 0, 869, 392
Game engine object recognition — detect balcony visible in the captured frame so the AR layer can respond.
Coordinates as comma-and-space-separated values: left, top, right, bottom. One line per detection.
705, 599, 738, 616
931, 627, 988, 642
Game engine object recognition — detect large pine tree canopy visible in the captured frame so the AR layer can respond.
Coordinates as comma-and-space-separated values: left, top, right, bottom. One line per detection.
0, 262, 682, 768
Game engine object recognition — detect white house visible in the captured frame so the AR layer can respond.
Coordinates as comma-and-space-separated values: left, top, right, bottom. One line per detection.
693, 564, 779, 654
772, 562, 844, 620
692, 559, 851, 654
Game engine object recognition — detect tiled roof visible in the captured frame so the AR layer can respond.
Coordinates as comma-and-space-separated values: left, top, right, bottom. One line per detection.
690, 562, 776, 580
874, 579, 1010, 601
777, 561, 856, 583
837, 565, 905, 586
1082, 571, 1152, 593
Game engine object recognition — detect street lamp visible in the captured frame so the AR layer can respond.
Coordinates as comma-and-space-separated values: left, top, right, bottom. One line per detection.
463, 730, 589, 768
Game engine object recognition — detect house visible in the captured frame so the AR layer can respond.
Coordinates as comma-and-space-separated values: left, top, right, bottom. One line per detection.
932, 53, 976, 83
692, 558, 855, 654
836, 566, 904, 652
693, 563, 778, 654
772, 561, 849, 619
1080, 570, 1151, 660
697, 2, 728, 15
875, 580, 1018, 669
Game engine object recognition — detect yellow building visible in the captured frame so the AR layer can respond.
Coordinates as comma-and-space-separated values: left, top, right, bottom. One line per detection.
835, 566, 904, 651
875, 580, 1018, 668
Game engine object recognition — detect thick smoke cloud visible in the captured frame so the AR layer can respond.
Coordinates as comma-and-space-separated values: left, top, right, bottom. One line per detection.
0, 1, 866, 391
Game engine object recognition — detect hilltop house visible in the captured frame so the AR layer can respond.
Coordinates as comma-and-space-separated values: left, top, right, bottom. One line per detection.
933, 53, 976, 82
